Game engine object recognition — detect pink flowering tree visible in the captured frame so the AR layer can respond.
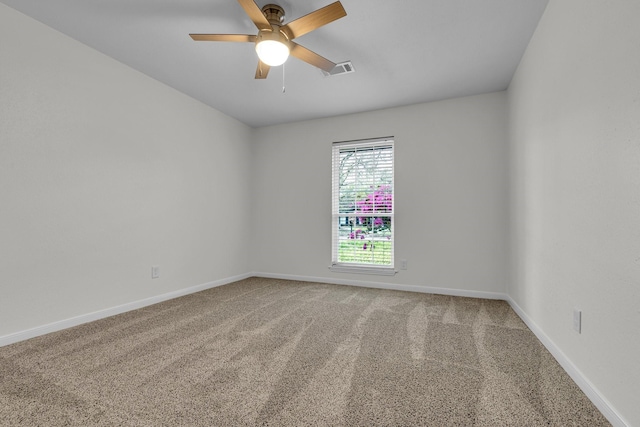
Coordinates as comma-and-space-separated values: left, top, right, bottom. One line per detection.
347, 185, 392, 249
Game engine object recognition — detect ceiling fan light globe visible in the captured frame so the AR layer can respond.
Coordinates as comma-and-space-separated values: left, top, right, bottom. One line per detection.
256, 40, 289, 66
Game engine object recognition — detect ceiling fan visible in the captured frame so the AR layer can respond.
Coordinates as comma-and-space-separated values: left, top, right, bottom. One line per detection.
190, 0, 347, 79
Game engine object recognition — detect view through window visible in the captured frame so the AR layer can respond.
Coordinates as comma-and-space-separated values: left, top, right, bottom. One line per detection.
331, 138, 394, 271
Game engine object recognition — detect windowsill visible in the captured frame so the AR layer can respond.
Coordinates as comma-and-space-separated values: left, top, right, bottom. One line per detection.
329, 264, 397, 276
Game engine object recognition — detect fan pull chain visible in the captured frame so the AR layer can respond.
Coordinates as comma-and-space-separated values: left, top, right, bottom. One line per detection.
282, 63, 286, 94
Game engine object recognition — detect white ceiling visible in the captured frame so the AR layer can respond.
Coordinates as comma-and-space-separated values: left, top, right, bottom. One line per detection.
1, 0, 548, 128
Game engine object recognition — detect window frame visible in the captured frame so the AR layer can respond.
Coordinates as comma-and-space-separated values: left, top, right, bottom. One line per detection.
330, 137, 396, 276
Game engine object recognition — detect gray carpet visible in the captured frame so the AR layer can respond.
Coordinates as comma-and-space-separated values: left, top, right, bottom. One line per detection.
0, 277, 610, 426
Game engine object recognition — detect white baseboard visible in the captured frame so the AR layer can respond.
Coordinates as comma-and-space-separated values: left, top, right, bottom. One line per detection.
252, 271, 508, 300
506, 297, 629, 427
0, 272, 251, 348
0, 272, 505, 348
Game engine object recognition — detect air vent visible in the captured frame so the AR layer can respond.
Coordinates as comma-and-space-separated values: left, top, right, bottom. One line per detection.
321, 61, 355, 77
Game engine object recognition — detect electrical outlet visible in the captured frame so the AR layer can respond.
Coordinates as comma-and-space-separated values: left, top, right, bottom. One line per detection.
401, 259, 408, 270
573, 308, 581, 333
151, 265, 160, 279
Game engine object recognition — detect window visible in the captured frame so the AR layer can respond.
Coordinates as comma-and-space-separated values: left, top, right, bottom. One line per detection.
331, 137, 394, 275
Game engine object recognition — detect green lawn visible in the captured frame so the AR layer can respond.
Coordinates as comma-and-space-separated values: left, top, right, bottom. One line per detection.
338, 240, 392, 265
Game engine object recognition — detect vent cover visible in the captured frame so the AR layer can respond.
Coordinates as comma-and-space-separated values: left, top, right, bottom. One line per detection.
321, 61, 355, 77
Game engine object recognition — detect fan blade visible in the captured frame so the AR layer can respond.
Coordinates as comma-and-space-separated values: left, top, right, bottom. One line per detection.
290, 43, 336, 72
255, 61, 271, 79
190, 34, 257, 42
281, 1, 346, 40
237, 0, 272, 31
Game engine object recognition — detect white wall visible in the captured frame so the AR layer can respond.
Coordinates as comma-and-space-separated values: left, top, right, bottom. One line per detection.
508, 1, 640, 425
250, 92, 509, 296
0, 4, 252, 337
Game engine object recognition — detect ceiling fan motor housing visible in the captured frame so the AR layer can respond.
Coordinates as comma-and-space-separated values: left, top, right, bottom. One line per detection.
257, 4, 290, 48
256, 28, 290, 47
261, 4, 285, 25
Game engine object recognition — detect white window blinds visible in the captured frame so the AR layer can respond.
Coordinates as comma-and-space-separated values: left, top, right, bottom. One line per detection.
331, 138, 394, 272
